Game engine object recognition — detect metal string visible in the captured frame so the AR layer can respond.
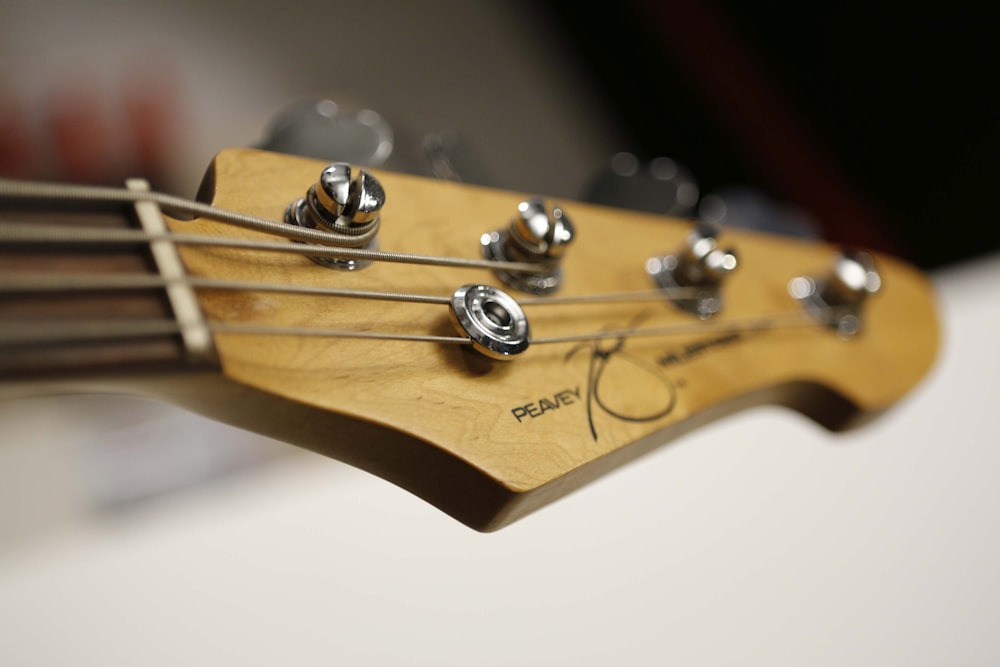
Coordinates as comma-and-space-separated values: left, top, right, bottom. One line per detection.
0, 220, 547, 273
0, 271, 710, 306
0, 309, 832, 349
0, 177, 831, 352
0, 273, 452, 305
0, 178, 713, 304
0, 179, 547, 273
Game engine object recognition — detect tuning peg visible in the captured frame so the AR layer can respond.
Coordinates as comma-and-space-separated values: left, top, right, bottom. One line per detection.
696, 187, 821, 239
789, 249, 881, 336
448, 284, 530, 360
421, 129, 493, 185
582, 152, 700, 217
314, 163, 385, 224
285, 162, 385, 270
258, 98, 394, 167
646, 222, 738, 318
481, 197, 575, 294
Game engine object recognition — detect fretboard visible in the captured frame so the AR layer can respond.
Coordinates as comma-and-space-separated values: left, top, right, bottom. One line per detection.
0, 193, 204, 381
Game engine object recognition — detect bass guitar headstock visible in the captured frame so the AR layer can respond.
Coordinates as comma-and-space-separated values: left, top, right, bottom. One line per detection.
158, 148, 937, 530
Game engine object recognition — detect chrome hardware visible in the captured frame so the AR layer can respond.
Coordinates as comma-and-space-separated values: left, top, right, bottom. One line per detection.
449, 284, 530, 359
789, 250, 882, 337
481, 198, 575, 295
422, 129, 491, 185
583, 152, 700, 217
646, 222, 738, 318
697, 187, 821, 239
285, 162, 385, 270
259, 98, 394, 167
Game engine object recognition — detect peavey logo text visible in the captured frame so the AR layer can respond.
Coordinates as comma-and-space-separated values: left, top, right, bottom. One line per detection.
508, 321, 761, 441
510, 387, 582, 423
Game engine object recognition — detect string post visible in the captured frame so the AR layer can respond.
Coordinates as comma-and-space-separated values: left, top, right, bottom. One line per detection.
646, 221, 738, 318
481, 197, 574, 295
285, 162, 384, 270
789, 249, 881, 337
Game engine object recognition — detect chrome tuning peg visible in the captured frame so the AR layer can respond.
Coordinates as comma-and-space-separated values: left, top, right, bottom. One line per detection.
259, 98, 394, 167
481, 197, 575, 295
285, 162, 385, 270
789, 249, 882, 337
583, 152, 700, 217
449, 284, 530, 360
646, 222, 738, 318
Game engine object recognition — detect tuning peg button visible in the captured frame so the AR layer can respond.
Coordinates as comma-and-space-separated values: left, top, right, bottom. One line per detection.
510, 199, 574, 259
285, 162, 384, 270
789, 249, 881, 336
647, 222, 738, 318
481, 197, 575, 295
315, 163, 384, 225
821, 251, 882, 306
449, 284, 530, 359
258, 98, 394, 167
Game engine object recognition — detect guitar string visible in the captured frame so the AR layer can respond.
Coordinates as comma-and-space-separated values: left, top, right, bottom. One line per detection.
0, 177, 830, 349
0, 178, 401, 248
0, 180, 548, 272
529, 310, 826, 344
0, 321, 471, 346
0, 224, 826, 347
0, 176, 712, 302
0, 273, 453, 305
0, 272, 710, 305
0, 220, 546, 273
0, 309, 834, 349
212, 310, 829, 346
0, 220, 726, 305
209, 308, 838, 345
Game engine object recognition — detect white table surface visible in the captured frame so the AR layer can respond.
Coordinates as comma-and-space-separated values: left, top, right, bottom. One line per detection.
0, 254, 997, 665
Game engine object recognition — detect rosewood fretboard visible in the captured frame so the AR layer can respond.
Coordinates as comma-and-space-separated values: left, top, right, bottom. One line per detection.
0, 198, 190, 378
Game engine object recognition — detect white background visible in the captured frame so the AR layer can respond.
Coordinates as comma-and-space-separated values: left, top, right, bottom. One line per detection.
1, 255, 997, 665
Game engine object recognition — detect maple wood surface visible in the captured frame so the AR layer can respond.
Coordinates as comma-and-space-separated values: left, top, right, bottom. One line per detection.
157, 148, 938, 529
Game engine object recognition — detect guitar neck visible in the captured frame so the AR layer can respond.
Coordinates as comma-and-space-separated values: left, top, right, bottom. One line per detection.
0, 150, 940, 531
0, 198, 201, 384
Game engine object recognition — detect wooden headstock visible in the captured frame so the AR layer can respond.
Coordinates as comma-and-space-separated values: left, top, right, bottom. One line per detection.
151, 148, 938, 531
0, 147, 938, 530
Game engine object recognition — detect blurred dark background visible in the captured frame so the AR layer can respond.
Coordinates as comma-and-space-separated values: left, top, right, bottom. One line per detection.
536, 0, 999, 269
1, 0, 997, 271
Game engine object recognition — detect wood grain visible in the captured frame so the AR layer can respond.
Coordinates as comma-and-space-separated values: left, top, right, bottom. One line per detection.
150, 148, 938, 530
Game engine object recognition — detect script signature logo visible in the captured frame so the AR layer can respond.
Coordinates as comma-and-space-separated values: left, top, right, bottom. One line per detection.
565, 326, 677, 441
